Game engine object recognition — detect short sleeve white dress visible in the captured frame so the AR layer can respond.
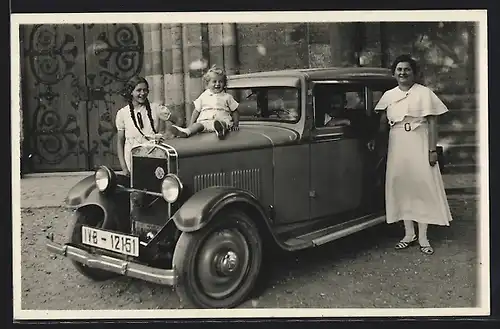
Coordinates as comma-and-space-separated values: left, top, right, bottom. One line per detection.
375, 83, 453, 226
115, 102, 172, 171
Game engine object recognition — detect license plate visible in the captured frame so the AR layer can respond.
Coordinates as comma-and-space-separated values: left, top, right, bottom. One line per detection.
81, 226, 139, 257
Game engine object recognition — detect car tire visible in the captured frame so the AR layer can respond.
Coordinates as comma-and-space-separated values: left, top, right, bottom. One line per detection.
172, 209, 263, 309
67, 208, 119, 281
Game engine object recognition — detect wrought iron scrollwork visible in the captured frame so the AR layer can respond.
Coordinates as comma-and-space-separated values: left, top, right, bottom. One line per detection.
85, 24, 144, 162
25, 24, 84, 166
27, 25, 79, 86
88, 24, 144, 86
84, 23, 144, 135
98, 111, 117, 157
30, 97, 82, 165
23, 23, 144, 169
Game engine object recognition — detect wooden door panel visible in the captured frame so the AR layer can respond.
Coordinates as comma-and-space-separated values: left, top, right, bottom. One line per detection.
22, 24, 89, 172
83, 24, 144, 170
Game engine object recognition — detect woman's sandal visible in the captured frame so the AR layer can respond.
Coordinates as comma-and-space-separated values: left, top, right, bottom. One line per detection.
395, 235, 417, 250
420, 245, 434, 255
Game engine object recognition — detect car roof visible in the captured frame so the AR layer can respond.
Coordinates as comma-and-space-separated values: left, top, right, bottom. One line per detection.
228, 66, 393, 81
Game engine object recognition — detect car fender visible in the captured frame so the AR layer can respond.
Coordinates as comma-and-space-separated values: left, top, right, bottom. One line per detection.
172, 186, 271, 233
65, 174, 131, 232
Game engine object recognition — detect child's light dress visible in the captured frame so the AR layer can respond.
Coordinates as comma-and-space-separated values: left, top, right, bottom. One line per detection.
375, 83, 453, 226
192, 89, 239, 131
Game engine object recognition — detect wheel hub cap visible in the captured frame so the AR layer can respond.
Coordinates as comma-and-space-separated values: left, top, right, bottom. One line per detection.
217, 250, 238, 275
196, 228, 251, 299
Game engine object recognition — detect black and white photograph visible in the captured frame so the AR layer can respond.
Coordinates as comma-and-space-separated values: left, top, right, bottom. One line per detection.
11, 10, 489, 320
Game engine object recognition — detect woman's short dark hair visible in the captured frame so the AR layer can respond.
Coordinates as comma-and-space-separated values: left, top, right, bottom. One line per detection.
391, 54, 418, 75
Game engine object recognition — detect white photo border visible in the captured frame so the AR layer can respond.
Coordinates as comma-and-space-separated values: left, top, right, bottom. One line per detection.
11, 9, 490, 320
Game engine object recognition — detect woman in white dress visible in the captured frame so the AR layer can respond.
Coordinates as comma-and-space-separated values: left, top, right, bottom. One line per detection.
375, 54, 453, 255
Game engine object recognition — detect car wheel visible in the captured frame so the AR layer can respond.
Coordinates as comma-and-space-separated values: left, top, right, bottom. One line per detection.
67, 207, 119, 281
173, 209, 263, 309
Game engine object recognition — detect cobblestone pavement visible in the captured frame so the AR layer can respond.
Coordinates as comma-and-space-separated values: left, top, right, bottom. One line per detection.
18, 197, 480, 311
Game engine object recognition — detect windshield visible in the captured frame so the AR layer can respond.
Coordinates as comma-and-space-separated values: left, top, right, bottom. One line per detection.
227, 87, 300, 123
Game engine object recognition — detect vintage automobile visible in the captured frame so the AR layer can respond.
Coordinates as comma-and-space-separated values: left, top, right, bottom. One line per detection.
45, 67, 442, 309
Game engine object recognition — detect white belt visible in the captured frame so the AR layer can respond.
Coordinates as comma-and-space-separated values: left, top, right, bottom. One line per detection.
389, 121, 426, 131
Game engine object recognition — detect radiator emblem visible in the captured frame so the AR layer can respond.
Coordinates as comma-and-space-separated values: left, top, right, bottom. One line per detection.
155, 167, 165, 180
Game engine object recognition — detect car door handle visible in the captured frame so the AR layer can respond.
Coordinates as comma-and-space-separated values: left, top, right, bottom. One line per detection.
367, 140, 376, 151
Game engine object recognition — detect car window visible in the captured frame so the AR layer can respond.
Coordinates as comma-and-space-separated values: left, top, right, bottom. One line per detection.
227, 87, 300, 123
345, 91, 365, 110
372, 90, 384, 109
370, 82, 397, 109
313, 84, 365, 129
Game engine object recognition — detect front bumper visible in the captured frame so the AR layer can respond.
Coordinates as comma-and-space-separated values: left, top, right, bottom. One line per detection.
46, 235, 177, 286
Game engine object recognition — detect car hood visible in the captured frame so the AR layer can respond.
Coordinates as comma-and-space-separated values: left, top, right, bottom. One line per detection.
160, 125, 300, 158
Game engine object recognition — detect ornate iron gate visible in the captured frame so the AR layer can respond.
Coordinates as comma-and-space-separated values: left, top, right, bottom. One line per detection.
21, 24, 144, 172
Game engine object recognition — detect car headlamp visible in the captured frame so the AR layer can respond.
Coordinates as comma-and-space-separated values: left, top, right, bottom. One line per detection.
95, 166, 116, 192
161, 174, 183, 203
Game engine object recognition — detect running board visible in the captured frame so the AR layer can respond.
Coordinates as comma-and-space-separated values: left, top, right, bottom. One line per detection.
283, 215, 386, 249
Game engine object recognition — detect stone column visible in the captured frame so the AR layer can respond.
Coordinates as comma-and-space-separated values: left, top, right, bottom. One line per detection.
141, 23, 238, 126
222, 23, 238, 75
166, 24, 186, 126
328, 23, 358, 66
142, 24, 166, 103
208, 23, 238, 74
142, 23, 186, 126
208, 23, 224, 68
182, 24, 205, 123
142, 24, 153, 85
160, 24, 172, 105
149, 24, 164, 103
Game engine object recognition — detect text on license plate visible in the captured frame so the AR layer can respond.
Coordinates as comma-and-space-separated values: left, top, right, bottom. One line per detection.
81, 226, 139, 257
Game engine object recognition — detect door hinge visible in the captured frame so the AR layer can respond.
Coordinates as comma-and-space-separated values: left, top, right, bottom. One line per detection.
79, 87, 106, 101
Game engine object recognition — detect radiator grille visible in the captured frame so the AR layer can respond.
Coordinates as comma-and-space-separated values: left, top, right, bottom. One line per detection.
130, 143, 179, 193
194, 169, 261, 197
131, 157, 167, 193
129, 143, 179, 233
193, 172, 227, 191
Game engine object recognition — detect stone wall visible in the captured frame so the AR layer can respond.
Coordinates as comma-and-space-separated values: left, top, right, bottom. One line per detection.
20, 22, 478, 173
139, 22, 477, 173
236, 23, 365, 72
237, 23, 310, 72
232, 22, 478, 172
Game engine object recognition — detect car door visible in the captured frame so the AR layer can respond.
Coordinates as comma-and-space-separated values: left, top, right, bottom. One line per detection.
308, 82, 365, 221
361, 80, 398, 212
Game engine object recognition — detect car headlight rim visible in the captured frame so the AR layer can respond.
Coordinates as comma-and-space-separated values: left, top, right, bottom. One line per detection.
95, 166, 116, 192
161, 174, 183, 203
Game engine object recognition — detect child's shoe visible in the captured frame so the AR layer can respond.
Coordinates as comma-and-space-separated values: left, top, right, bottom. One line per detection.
214, 120, 226, 139
171, 126, 189, 138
